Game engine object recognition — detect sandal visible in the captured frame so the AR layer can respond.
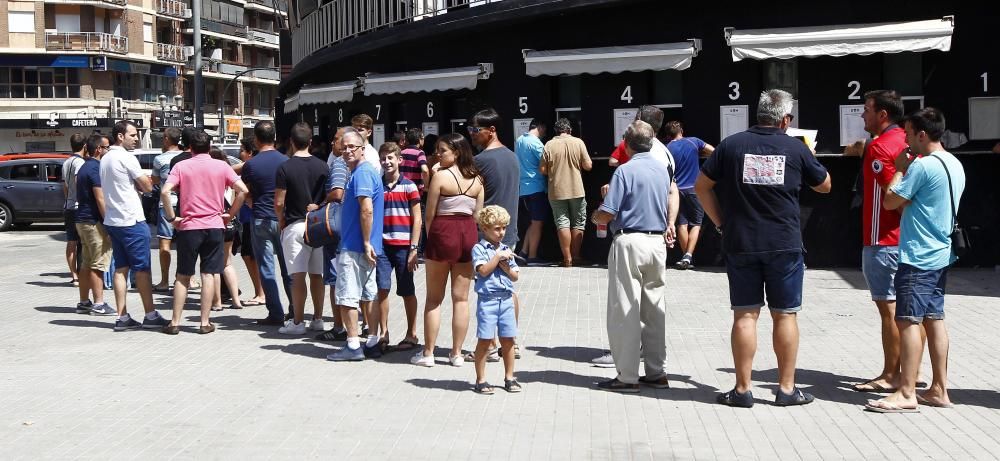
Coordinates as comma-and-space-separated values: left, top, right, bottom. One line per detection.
210, 307, 224, 312
394, 338, 419, 351
504, 379, 522, 393
242, 299, 265, 306
474, 382, 495, 395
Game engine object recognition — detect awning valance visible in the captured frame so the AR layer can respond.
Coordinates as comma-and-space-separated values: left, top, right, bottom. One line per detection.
283, 93, 299, 114
361, 64, 492, 96
725, 16, 954, 61
299, 81, 356, 106
522, 40, 701, 77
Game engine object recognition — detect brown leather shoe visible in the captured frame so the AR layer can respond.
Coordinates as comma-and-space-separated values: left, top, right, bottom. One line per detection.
162, 324, 180, 335
198, 323, 216, 334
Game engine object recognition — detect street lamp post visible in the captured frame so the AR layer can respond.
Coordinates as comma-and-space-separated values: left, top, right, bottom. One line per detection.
217, 67, 274, 143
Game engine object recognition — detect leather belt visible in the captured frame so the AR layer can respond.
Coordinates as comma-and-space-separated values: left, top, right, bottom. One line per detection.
615, 228, 664, 235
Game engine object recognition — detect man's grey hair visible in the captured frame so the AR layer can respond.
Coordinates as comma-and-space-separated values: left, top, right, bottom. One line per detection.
554, 118, 573, 134
342, 128, 364, 145
757, 89, 794, 126
623, 120, 655, 154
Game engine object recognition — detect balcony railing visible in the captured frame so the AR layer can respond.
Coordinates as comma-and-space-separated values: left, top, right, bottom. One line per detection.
156, 43, 188, 63
45, 32, 128, 54
248, 68, 280, 80
292, 0, 498, 65
199, 19, 249, 39
157, 0, 190, 19
247, 0, 287, 13
44, 0, 126, 7
247, 28, 280, 46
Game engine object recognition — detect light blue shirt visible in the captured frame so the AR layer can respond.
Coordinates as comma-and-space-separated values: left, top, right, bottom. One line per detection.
472, 240, 519, 296
515, 132, 546, 196
599, 152, 671, 234
890, 150, 965, 270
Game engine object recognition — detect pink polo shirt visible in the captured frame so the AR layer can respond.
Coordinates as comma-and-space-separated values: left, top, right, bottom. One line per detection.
166, 153, 240, 231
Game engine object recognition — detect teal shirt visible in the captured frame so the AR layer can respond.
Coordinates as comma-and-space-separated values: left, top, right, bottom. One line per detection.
515, 133, 546, 196
890, 150, 965, 270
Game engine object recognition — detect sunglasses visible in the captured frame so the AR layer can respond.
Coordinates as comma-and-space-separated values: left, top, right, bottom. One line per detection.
467, 126, 490, 134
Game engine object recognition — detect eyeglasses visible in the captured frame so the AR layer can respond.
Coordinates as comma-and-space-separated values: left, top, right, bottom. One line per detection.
467, 126, 489, 134
343, 144, 364, 151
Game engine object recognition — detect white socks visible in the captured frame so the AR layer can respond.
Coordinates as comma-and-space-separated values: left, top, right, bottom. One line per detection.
347, 337, 361, 349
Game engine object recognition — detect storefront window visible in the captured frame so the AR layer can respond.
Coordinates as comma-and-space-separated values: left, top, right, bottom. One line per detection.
0, 68, 80, 99
763, 60, 798, 98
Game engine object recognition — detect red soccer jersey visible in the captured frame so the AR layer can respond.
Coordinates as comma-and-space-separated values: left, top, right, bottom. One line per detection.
610, 141, 630, 165
862, 126, 906, 246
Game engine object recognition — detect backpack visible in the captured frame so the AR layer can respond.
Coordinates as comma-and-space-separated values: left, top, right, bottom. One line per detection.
303, 201, 342, 248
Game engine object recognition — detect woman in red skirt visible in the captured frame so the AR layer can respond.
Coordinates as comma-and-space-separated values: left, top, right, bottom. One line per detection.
411, 133, 484, 367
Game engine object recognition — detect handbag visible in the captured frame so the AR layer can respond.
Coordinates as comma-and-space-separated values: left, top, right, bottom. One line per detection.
929, 154, 969, 258
303, 201, 342, 248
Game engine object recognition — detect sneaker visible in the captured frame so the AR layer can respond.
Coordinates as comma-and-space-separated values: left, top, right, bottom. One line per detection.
638, 374, 671, 389
327, 345, 365, 361
308, 318, 325, 331
716, 388, 754, 408
675, 254, 693, 270
88, 303, 116, 316
597, 378, 640, 393
774, 387, 815, 407
486, 348, 500, 362
315, 327, 348, 341
141, 312, 171, 329
75, 300, 93, 314
278, 319, 307, 335
449, 354, 464, 367
114, 317, 142, 331
591, 351, 615, 368
410, 352, 435, 367
363, 341, 384, 359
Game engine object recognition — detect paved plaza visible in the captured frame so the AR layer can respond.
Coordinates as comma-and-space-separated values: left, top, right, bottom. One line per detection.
2, 225, 1000, 460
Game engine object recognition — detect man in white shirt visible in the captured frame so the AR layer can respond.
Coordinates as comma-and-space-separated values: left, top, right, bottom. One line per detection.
351, 113, 383, 174
99, 120, 170, 332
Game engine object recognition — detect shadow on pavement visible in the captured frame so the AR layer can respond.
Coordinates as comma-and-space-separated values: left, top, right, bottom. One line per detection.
260, 342, 332, 360
508, 370, 718, 402
717, 367, 867, 406
26, 280, 75, 288
525, 346, 606, 363
405, 379, 472, 392
832, 268, 1000, 298
49, 319, 112, 330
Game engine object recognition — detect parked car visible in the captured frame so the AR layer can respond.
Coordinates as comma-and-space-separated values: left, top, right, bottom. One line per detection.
0, 153, 70, 162
0, 157, 70, 231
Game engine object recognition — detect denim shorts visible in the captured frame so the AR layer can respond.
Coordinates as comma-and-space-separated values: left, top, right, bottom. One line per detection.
894, 263, 947, 324
64, 209, 79, 241
476, 292, 517, 339
157, 207, 176, 240
105, 222, 152, 272
725, 250, 804, 313
376, 245, 415, 296
520, 192, 551, 222
677, 189, 704, 226
335, 250, 377, 308
862, 245, 899, 301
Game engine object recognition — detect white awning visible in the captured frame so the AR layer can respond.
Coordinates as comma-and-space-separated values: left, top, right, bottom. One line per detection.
725, 16, 954, 61
283, 93, 299, 114
299, 81, 356, 106
361, 64, 492, 95
522, 40, 701, 77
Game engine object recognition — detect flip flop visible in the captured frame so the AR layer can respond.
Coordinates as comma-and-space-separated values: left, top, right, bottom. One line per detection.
917, 394, 955, 408
210, 307, 224, 312
852, 379, 898, 393
152, 285, 171, 292
242, 299, 265, 306
394, 338, 419, 351
864, 399, 919, 413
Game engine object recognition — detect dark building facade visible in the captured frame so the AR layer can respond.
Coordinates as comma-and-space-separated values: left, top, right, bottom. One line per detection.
280, 0, 1000, 267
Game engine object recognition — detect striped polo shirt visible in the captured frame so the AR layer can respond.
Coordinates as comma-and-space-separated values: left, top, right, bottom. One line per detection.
399, 146, 427, 191
382, 176, 421, 247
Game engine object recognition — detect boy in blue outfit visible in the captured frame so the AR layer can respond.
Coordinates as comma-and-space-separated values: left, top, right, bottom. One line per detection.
471, 205, 521, 394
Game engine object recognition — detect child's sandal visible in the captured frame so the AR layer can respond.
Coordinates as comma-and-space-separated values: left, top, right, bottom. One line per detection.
504, 379, 522, 393
474, 382, 495, 395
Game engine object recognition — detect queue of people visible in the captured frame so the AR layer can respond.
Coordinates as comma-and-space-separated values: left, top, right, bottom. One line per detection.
59, 91, 966, 409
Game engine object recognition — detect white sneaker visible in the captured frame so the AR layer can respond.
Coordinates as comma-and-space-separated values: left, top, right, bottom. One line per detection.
449, 354, 464, 367
278, 319, 307, 335
410, 352, 435, 367
308, 318, 325, 331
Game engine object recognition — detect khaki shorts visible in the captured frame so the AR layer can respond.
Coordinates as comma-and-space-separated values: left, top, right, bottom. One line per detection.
76, 222, 112, 272
550, 197, 587, 230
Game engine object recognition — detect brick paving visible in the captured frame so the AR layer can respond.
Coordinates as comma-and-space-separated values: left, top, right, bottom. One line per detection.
2, 225, 999, 460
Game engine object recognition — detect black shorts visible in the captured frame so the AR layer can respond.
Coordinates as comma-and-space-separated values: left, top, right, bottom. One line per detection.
678, 189, 705, 226
64, 209, 80, 241
175, 229, 225, 276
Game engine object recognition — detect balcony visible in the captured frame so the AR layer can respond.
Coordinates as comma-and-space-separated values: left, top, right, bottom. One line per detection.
43, 0, 126, 9
248, 68, 280, 81
45, 32, 128, 54
246, 0, 287, 15
246, 28, 280, 47
156, 43, 188, 63
195, 19, 249, 40
157, 0, 190, 19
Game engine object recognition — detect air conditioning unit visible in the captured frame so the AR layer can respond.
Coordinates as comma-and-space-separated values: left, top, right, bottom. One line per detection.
110, 97, 125, 118
183, 8, 193, 19
183, 46, 195, 59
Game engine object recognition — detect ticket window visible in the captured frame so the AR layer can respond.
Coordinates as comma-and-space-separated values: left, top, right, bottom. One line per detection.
555, 75, 583, 135
885, 53, 924, 115
450, 119, 467, 136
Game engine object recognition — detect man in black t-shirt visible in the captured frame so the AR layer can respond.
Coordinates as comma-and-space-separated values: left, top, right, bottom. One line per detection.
275, 122, 329, 335
696, 89, 831, 408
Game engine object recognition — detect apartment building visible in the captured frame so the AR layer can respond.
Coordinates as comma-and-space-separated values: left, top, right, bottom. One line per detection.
0, 0, 284, 152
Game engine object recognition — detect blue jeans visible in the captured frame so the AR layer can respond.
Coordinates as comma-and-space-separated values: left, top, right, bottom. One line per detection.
251, 218, 292, 321
894, 263, 947, 324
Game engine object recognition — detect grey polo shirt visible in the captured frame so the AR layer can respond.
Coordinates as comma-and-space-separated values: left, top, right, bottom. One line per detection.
599, 152, 671, 234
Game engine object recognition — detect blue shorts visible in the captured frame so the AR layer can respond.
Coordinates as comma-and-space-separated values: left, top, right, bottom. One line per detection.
894, 263, 947, 324
64, 209, 79, 241
376, 245, 415, 296
157, 207, 175, 240
323, 244, 338, 286
725, 250, 804, 313
476, 293, 517, 339
677, 189, 704, 226
862, 245, 898, 301
521, 192, 551, 222
105, 222, 152, 272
